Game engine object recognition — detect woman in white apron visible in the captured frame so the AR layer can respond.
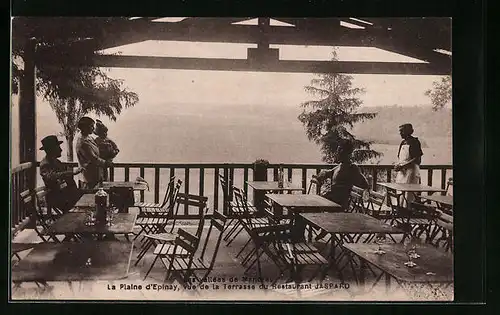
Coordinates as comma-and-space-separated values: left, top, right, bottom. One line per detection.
394, 123, 423, 206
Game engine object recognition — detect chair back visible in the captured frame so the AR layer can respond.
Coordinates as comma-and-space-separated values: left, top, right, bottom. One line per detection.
176, 193, 209, 216
346, 186, 365, 213
159, 176, 176, 207
199, 211, 227, 269
409, 201, 440, 219
164, 179, 183, 215
168, 228, 200, 280
306, 175, 320, 194
232, 186, 256, 224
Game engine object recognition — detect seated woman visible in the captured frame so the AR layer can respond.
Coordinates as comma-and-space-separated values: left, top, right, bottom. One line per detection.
94, 120, 120, 181
314, 140, 369, 240
39, 135, 84, 214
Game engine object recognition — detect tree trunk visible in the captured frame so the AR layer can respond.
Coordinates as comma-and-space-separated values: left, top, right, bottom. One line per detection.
66, 133, 74, 162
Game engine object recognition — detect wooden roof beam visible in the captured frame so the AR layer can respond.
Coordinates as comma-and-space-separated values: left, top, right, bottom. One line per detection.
53, 54, 451, 75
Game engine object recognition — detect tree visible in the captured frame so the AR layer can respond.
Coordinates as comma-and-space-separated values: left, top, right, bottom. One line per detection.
11, 17, 139, 161
298, 50, 381, 164
425, 75, 451, 111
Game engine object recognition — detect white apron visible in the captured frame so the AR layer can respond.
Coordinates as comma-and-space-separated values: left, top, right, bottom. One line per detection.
395, 144, 421, 206
396, 144, 421, 184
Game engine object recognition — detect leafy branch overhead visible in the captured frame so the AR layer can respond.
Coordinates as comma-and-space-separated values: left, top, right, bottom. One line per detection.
425, 76, 451, 111
298, 50, 381, 164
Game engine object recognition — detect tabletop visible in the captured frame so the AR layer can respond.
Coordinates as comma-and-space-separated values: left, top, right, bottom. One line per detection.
420, 194, 453, 207
11, 241, 134, 282
300, 212, 404, 234
265, 193, 342, 209
74, 193, 105, 208
247, 181, 304, 192
45, 212, 137, 235
377, 182, 446, 193
101, 181, 148, 191
343, 243, 453, 283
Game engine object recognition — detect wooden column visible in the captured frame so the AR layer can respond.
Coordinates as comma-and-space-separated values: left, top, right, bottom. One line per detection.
18, 40, 37, 189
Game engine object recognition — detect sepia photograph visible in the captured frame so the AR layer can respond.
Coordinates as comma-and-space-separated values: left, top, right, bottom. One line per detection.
10, 17, 453, 301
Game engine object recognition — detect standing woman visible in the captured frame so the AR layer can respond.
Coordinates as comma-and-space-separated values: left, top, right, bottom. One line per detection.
394, 123, 424, 205
94, 120, 120, 181
76, 116, 113, 189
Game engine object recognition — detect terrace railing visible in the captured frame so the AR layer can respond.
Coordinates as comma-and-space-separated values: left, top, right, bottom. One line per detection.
11, 162, 35, 234
11, 162, 453, 229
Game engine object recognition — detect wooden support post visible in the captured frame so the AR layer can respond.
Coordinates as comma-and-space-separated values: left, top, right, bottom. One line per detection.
18, 40, 37, 192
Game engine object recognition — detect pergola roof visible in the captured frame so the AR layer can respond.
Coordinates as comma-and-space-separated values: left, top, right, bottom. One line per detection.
12, 17, 451, 75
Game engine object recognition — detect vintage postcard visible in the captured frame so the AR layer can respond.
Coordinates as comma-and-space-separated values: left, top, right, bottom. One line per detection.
10, 17, 453, 301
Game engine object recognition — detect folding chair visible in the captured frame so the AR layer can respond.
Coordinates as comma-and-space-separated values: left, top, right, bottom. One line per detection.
133, 180, 182, 240
136, 203, 208, 266
138, 179, 183, 216
346, 186, 367, 213
224, 186, 274, 248
248, 223, 328, 286
134, 175, 176, 210
161, 211, 229, 286
428, 209, 453, 252
21, 189, 60, 243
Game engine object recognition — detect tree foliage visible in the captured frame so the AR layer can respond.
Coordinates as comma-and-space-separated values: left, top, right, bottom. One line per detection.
424, 76, 452, 111
298, 50, 381, 164
11, 17, 139, 161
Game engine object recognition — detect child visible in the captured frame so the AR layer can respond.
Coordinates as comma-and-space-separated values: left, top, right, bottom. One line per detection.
94, 120, 120, 181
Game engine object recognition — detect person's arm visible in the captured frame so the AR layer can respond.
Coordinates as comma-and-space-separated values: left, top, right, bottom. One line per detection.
352, 165, 369, 189
315, 168, 335, 184
80, 141, 109, 166
40, 162, 81, 182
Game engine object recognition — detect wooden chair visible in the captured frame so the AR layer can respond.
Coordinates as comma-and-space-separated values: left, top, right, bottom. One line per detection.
162, 211, 228, 286
138, 179, 183, 215
346, 186, 367, 213
429, 209, 453, 252
21, 189, 59, 243
133, 180, 183, 240
134, 176, 176, 210
145, 228, 201, 283
136, 202, 208, 267
306, 175, 320, 194
248, 223, 328, 286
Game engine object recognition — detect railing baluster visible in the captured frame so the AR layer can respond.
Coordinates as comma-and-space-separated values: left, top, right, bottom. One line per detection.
124, 167, 130, 182
223, 167, 229, 215
184, 168, 190, 215
139, 167, 145, 202
371, 167, 378, 191
154, 167, 160, 203
199, 167, 205, 197
386, 168, 392, 185
427, 168, 433, 187
243, 167, 249, 195
301, 168, 307, 192
214, 167, 219, 211
109, 166, 114, 181
441, 168, 447, 195
273, 167, 278, 181
316, 168, 321, 194
12, 172, 18, 228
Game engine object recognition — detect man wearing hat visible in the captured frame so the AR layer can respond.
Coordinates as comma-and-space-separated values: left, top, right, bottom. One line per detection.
394, 123, 424, 204
75, 116, 113, 189
39, 135, 84, 214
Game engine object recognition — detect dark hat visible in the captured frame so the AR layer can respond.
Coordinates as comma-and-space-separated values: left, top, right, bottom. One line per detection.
39, 135, 63, 151
399, 123, 414, 130
77, 116, 95, 130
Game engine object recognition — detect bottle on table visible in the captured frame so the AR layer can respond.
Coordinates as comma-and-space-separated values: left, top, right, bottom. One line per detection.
95, 187, 108, 225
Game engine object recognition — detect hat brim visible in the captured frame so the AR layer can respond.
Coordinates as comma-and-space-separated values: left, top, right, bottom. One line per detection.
39, 140, 63, 150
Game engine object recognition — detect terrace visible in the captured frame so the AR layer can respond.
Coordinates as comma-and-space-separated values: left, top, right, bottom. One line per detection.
10, 17, 453, 301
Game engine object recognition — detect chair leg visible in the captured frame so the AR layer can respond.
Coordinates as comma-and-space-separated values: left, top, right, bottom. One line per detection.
144, 255, 160, 280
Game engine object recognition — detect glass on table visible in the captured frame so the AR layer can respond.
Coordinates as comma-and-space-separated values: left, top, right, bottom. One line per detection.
403, 235, 417, 268
374, 233, 386, 255
85, 209, 96, 226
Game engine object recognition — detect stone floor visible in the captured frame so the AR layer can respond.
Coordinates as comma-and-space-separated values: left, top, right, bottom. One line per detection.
10, 217, 454, 301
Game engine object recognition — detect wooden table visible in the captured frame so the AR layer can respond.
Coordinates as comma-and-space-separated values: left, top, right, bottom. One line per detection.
247, 181, 304, 193
300, 212, 404, 273
420, 194, 453, 207
342, 243, 453, 297
74, 193, 105, 208
377, 183, 446, 194
101, 181, 148, 191
265, 194, 342, 211
11, 241, 134, 283
378, 182, 446, 208
45, 212, 137, 240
